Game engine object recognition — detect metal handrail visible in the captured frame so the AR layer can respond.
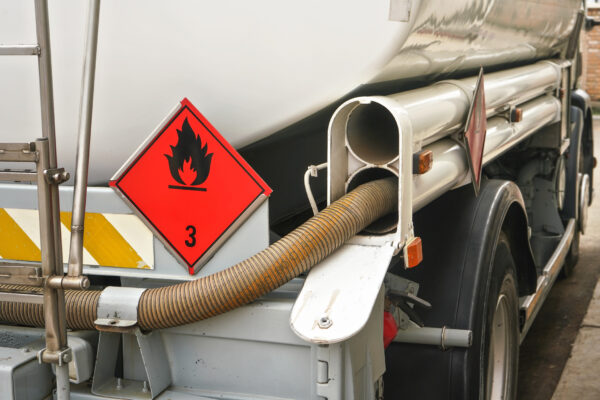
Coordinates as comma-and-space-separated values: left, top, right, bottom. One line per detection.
67, 0, 101, 279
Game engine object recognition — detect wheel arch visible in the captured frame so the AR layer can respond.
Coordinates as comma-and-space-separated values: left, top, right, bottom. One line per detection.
384, 179, 536, 399
502, 201, 538, 296
572, 89, 595, 204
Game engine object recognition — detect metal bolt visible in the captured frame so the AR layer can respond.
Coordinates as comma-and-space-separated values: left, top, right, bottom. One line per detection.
142, 381, 149, 393
116, 378, 122, 390
318, 315, 333, 329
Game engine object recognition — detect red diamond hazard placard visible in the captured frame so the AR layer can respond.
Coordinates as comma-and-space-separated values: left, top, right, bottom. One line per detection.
110, 98, 271, 274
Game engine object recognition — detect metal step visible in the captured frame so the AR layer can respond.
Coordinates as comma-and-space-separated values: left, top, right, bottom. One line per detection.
0, 143, 37, 163
0, 264, 43, 287
519, 218, 576, 342
0, 44, 40, 56
0, 170, 37, 183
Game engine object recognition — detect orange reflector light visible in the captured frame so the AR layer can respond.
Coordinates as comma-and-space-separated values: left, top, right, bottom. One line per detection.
412, 150, 433, 174
510, 107, 523, 123
404, 236, 423, 268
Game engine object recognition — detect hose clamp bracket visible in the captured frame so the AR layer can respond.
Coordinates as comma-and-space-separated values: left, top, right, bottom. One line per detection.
95, 286, 147, 332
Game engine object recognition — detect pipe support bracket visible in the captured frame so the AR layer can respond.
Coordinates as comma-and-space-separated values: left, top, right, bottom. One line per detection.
95, 286, 146, 332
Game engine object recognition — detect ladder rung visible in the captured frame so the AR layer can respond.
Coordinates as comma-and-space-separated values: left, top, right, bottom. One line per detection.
0, 143, 37, 162
0, 143, 33, 151
0, 153, 37, 162
0, 291, 43, 304
0, 170, 37, 182
0, 44, 40, 56
0, 265, 43, 286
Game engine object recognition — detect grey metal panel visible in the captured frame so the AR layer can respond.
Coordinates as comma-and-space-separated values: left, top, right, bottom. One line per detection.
0, 328, 53, 400
71, 386, 214, 400
66, 290, 385, 400
0, 184, 132, 214
119, 199, 269, 281
12, 357, 54, 400
160, 297, 315, 400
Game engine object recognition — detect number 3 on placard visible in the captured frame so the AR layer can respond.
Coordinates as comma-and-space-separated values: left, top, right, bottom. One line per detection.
185, 225, 196, 247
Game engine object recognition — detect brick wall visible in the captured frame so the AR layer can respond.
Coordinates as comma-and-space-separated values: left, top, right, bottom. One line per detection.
582, 7, 600, 101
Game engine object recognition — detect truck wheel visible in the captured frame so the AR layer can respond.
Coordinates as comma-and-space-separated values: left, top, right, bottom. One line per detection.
483, 233, 519, 400
384, 181, 534, 400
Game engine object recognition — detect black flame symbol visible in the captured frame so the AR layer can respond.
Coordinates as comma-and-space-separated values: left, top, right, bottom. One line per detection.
165, 118, 213, 189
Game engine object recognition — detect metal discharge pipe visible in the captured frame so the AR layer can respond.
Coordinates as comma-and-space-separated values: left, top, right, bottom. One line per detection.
412, 95, 560, 210
340, 61, 561, 165
0, 178, 398, 330
335, 93, 560, 219
334, 60, 561, 216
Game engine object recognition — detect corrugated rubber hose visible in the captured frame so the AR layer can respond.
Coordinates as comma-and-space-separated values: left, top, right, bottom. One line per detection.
0, 177, 397, 330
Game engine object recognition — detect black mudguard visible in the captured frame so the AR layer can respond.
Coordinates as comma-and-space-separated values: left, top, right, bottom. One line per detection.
571, 90, 594, 203
563, 106, 583, 220
384, 179, 536, 399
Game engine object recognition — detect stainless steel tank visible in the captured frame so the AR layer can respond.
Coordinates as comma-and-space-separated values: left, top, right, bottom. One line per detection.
0, 0, 581, 183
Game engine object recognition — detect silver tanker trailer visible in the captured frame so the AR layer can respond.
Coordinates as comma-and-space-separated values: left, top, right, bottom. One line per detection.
0, 0, 594, 399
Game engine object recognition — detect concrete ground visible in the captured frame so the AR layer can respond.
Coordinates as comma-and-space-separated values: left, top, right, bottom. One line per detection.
552, 281, 600, 399
516, 118, 600, 400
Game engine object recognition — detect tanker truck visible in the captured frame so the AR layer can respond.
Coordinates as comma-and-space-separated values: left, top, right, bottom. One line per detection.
0, 0, 595, 399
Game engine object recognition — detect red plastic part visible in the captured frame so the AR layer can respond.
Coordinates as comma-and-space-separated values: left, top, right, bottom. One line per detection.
383, 311, 398, 348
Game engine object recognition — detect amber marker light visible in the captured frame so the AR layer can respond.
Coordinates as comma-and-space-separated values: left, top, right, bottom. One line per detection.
510, 107, 523, 123
405, 236, 423, 268
412, 150, 433, 174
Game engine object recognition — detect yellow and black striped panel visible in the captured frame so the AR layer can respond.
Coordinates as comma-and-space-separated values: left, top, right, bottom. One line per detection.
0, 208, 153, 269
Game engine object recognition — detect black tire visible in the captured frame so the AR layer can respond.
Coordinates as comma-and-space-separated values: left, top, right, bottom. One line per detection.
481, 233, 520, 400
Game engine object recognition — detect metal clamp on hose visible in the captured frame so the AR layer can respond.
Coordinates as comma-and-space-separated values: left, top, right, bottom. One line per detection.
95, 286, 146, 332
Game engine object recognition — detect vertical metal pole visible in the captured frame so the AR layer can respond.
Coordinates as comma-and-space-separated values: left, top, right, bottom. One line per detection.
36, 140, 60, 351
68, 0, 101, 277
34, 1, 70, 398
34, 0, 63, 276
33, 0, 57, 156
55, 362, 71, 400
36, 139, 70, 400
